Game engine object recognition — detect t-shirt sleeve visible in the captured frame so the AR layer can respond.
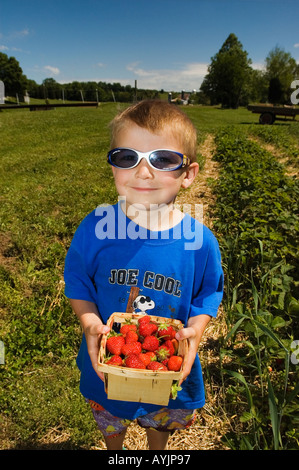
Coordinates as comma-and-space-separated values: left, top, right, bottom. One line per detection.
189, 230, 224, 318
64, 217, 97, 303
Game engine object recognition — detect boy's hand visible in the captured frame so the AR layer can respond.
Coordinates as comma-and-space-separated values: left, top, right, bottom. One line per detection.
69, 299, 110, 381
175, 314, 211, 385
84, 321, 110, 381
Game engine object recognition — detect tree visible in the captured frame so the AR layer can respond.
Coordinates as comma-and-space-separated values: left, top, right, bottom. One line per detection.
200, 33, 252, 108
268, 77, 283, 104
246, 69, 269, 103
26, 79, 40, 99
0, 52, 28, 97
42, 77, 62, 100
265, 46, 299, 104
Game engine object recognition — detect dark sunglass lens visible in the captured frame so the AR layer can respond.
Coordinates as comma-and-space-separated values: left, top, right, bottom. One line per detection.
150, 151, 182, 170
110, 149, 138, 168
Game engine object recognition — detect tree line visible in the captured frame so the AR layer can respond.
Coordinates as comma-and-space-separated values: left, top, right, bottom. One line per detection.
1, 33, 298, 108
198, 33, 299, 108
25, 78, 160, 103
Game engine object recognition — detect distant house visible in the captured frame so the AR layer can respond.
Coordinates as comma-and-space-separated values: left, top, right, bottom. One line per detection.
168, 90, 196, 105
180, 90, 190, 105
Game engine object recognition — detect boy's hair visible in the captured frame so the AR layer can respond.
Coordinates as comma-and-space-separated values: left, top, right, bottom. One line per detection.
109, 99, 198, 163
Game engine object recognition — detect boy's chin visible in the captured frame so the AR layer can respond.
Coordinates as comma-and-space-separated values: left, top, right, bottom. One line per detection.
125, 201, 160, 213
125, 200, 174, 213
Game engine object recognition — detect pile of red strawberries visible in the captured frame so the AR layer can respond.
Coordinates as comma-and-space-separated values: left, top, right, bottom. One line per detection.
104, 315, 183, 372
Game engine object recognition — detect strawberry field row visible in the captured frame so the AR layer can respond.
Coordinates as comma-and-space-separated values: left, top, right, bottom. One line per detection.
248, 124, 299, 170
210, 126, 299, 450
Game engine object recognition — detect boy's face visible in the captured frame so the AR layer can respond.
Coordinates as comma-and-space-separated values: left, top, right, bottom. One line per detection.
111, 123, 198, 210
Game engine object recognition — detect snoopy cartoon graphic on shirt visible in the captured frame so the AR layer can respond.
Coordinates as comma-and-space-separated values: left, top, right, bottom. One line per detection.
132, 295, 155, 314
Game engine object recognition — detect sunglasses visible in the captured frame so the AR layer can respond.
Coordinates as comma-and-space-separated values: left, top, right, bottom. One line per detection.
107, 147, 190, 171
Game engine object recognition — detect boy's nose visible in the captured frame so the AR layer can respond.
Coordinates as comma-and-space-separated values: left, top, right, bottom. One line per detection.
135, 158, 154, 178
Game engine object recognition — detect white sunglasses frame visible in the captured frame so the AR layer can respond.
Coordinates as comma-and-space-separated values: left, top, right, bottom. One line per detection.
107, 147, 190, 171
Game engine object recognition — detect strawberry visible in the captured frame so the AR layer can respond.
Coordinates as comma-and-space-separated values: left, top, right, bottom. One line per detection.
169, 338, 179, 354
106, 334, 125, 355
138, 315, 151, 325
157, 322, 176, 341
146, 351, 157, 361
155, 338, 176, 360
120, 323, 137, 336
105, 355, 123, 366
167, 355, 183, 371
142, 335, 160, 352
164, 339, 176, 356
121, 341, 142, 356
125, 330, 139, 343
125, 353, 146, 369
155, 345, 171, 361
139, 351, 156, 366
139, 321, 158, 337
147, 361, 168, 371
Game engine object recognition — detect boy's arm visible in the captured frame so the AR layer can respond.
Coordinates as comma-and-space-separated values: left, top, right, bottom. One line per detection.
175, 314, 211, 384
70, 299, 110, 380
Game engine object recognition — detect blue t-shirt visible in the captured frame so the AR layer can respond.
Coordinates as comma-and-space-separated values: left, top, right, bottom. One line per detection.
64, 201, 223, 419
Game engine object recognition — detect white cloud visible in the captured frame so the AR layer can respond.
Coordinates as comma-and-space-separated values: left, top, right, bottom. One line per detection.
6, 29, 30, 41
294, 43, 299, 48
44, 65, 60, 76
17, 28, 29, 38
72, 62, 209, 91
124, 62, 209, 91
251, 62, 266, 71
0, 45, 29, 54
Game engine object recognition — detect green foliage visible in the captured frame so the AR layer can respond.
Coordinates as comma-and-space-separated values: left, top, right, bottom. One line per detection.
25, 77, 161, 103
200, 33, 252, 108
265, 46, 299, 104
0, 52, 28, 96
210, 126, 299, 449
248, 124, 299, 170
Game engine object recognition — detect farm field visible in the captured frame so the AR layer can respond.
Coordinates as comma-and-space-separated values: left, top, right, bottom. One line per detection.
0, 103, 298, 450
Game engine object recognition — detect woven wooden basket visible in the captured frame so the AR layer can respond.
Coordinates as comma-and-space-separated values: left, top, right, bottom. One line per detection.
98, 312, 188, 406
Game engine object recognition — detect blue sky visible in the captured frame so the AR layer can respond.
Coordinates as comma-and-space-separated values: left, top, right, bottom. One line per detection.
0, 0, 298, 91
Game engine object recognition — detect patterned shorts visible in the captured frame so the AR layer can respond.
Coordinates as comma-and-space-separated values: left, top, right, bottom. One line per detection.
87, 400, 196, 439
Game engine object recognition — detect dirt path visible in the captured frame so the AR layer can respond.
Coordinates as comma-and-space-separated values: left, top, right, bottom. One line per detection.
108, 134, 230, 451
249, 135, 298, 177
175, 134, 218, 229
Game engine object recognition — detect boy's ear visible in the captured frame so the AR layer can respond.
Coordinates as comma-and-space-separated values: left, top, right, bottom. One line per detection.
180, 162, 199, 189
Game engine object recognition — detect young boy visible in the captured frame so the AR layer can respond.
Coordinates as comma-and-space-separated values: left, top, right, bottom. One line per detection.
64, 100, 223, 450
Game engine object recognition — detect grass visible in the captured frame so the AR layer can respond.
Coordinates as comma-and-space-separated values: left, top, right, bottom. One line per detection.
185, 105, 258, 133
1, 103, 298, 449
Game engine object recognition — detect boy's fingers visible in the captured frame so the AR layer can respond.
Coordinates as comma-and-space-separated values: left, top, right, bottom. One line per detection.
175, 327, 195, 342
179, 359, 193, 384
99, 324, 110, 335
88, 323, 110, 336
98, 371, 105, 382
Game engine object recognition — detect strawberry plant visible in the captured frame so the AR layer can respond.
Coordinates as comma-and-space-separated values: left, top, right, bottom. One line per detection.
210, 127, 299, 450
248, 124, 299, 170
